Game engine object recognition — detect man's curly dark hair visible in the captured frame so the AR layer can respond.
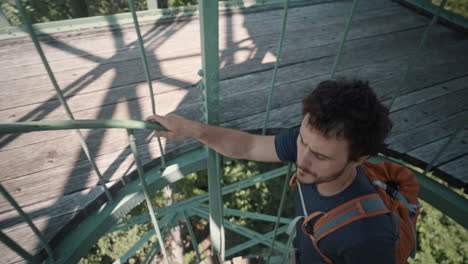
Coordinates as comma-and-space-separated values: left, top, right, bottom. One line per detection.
302, 78, 393, 161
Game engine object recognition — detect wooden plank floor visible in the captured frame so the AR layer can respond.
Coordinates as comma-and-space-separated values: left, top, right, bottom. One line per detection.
0, 0, 467, 263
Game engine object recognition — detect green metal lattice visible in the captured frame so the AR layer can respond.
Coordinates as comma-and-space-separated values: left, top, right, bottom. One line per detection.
0, 0, 467, 263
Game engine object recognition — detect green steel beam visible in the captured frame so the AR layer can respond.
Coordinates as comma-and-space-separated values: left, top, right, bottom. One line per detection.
0, 184, 55, 260
267, 163, 293, 263
0, 230, 41, 263
400, 0, 468, 30
139, 213, 181, 264
329, 0, 360, 79
112, 213, 175, 264
0, 120, 166, 134
107, 165, 290, 234
127, 129, 169, 264
44, 147, 207, 264
113, 230, 156, 264
128, 0, 167, 168
388, 0, 448, 109
424, 121, 466, 174
183, 210, 202, 263
282, 229, 296, 263
222, 207, 292, 225
368, 155, 468, 229
192, 206, 288, 252
224, 225, 289, 258
262, 0, 290, 135
110, 213, 152, 234
142, 237, 159, 264
198, 0, 224, 259
414, 170, 468, 229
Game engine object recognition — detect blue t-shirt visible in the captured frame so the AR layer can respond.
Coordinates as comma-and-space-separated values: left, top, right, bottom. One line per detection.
274, 127, 397, 264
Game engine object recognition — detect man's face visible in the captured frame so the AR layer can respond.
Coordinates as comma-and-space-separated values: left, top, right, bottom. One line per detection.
296, 114, 353, 185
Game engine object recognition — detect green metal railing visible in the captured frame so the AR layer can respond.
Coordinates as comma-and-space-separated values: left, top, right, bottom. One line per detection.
128, 0, 167, 169
388, 0, 449, 109
0, 0, 467, 263
14, 0, 113, 201
0, 184, 55, 262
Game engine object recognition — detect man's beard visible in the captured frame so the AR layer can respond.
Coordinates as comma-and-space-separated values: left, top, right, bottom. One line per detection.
296, 162, 350, 185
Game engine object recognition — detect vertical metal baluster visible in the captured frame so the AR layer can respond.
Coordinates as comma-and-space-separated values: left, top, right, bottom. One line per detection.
128, 0, 167, 169
0, 230, 40, 263
183, 210, 202, 263
127, 129, 169, 264
424, 121, 466, 174
0, 184, 55, 260
330, 0, 360, 80
198, 0, 224, 260
266, 163, 293, 264
282, 229, 296, 264
388, 0, 449, 110
262, 0, 290, 135
14, 0, 112, 201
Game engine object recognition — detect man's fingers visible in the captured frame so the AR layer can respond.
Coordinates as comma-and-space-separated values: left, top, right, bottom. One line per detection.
146, 115, 170, 131
146, 114, 164, 124
152, 130, 171, 138
146, 114, 184, 140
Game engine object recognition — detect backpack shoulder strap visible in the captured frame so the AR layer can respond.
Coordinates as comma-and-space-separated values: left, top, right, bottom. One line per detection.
311, 193, 390, 239
301, 193, 391, 264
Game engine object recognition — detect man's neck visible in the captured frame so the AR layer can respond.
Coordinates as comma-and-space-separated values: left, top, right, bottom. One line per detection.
316, 166, 358, 196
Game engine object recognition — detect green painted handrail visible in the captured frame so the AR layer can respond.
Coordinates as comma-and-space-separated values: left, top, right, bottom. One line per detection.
0, 120, 166, 134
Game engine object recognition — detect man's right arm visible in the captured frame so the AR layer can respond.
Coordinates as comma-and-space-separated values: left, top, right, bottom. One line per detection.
147, 114, 281, 162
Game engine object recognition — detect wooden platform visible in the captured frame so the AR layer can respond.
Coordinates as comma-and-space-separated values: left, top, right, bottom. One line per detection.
0, 0, 467, 263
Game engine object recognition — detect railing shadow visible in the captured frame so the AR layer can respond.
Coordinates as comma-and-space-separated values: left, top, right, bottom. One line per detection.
0, 10, 200, 263
0, 2, 294, 263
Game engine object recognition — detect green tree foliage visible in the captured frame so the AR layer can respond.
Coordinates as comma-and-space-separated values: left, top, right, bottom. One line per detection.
1, 0, 70, 25
409, 200, 467, 264
80, 160, 467, 263
0, 0, 196, 26
2, 0, 466, 27
430, 0, 468, 17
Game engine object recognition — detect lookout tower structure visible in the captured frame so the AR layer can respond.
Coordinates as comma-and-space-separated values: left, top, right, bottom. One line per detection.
0, 0, 467, 263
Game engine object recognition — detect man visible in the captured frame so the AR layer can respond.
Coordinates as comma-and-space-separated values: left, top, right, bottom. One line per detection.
147, 78, 397, 263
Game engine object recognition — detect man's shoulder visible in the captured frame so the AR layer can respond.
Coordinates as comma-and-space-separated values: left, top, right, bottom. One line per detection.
274, 127, 300, 162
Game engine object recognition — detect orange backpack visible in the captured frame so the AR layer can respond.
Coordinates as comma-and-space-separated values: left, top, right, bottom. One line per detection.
288, 161, 421, 264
